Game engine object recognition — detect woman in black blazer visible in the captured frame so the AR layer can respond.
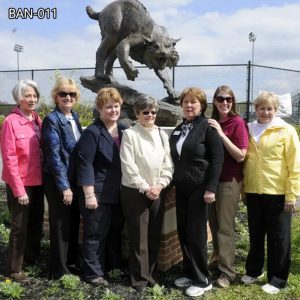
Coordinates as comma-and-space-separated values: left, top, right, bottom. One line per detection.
169, 87, 224, 298
76, 87, 127, 286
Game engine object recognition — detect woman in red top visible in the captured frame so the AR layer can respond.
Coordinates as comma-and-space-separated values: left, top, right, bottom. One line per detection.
208, 85, 249, 288
1, 80, 44, 282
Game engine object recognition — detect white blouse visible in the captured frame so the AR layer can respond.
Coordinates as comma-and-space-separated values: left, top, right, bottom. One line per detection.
66, 115, 81, 142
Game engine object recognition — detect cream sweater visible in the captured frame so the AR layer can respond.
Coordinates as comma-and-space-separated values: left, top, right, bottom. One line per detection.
120, 123, 173, 193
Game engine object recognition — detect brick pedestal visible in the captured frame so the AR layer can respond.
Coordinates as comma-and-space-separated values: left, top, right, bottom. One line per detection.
43, 186, 212, 272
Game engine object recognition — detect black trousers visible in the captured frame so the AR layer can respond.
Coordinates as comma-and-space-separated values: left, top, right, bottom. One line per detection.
6, 184, 44, 274
79, 195, 124, 281
175, 184, 211, 287
121, 185, 165, 288
245, 193, 292, 288
43, 173, 80, 279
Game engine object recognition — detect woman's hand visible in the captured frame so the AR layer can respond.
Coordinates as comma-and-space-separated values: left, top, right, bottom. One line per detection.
62, 189, 73, 205
284, 202, 295, 213
204, 190, 215, 204
18, 193, 29, 205
146, 184, 163, 200
85, 195, 98, 210
208, 119, 225, 138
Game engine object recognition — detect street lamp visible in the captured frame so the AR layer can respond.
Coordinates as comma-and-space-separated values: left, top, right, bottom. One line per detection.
248, 32, 256, 111
14, 44, 24, 80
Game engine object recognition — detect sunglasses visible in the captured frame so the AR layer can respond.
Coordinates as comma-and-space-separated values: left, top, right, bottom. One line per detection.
215, 96, 233, 103
142, 111, 157, 115
57, 91, 77, 98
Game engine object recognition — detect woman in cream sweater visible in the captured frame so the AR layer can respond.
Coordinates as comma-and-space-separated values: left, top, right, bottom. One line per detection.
120, 94, 173, 292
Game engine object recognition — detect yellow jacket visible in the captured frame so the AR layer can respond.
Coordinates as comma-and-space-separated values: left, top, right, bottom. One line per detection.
243, 118, 300, 203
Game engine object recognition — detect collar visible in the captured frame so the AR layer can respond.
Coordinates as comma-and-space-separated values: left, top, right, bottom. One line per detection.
12, 107, 38, 125
54, 106, 73, 126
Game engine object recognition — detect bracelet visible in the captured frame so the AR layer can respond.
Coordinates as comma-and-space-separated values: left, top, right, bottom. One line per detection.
85, 194, 95, 199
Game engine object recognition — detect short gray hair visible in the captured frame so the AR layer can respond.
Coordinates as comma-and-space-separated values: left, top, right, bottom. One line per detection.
133, 94, 159, 115
12, 80, 40, 105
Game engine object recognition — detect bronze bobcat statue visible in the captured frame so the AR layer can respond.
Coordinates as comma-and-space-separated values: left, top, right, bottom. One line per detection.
86, 0, 180, 99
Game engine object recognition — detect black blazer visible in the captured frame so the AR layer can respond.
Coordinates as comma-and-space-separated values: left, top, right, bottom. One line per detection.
76, 118, 127, 204
169, 115, 224, 193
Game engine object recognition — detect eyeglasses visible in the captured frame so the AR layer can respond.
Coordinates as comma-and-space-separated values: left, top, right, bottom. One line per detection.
142, 111, 157, 115
57, 91, 77, 98
215, 96, 233, 103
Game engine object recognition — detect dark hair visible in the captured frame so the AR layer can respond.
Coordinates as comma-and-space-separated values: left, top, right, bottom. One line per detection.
180, 87, 207, 115
211, 85, 238, 121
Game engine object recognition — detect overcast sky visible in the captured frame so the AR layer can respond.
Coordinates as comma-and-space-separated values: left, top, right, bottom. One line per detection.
0, 0, 299, 102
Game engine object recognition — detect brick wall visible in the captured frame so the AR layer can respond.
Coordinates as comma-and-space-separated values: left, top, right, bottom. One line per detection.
43, 186, 212, 272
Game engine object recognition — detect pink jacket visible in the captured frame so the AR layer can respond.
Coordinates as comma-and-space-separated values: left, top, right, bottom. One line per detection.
1, 107, 42, 197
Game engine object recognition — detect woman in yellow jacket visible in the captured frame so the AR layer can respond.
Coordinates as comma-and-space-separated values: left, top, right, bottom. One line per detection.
241, 92, 300, 294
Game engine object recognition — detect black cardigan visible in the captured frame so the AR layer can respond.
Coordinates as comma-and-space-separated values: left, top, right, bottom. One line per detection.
169, 115, 224, 193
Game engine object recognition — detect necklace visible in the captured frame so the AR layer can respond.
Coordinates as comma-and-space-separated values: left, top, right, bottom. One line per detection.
181, 122, 193, 137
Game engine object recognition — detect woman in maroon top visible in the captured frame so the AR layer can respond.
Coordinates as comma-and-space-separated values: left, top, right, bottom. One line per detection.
208, 85, 249, 288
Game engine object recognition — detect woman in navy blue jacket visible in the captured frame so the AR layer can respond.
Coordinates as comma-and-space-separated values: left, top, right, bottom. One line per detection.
42, 77, 82, 279
76, 87, 127, 286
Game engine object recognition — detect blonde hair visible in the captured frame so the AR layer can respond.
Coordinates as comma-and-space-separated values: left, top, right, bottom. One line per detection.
51, 76, 80, 104
254, 92, 279, 111
96, 87, 123, 109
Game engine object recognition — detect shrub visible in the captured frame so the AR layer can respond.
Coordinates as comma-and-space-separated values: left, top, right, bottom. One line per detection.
36, 100, 95, 127
0, 200, 10, 226
59, 274, 80, 290
107, 268, 124, 280
0, 280, 24, 299
0, 224, 10, 245
101, 289, 125, 300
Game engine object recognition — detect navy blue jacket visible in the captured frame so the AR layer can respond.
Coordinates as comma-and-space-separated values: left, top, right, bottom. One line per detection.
42, 106, 82, 191
76, 118, 127, 204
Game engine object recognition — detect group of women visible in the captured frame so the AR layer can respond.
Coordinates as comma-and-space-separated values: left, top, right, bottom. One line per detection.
1, 77, 299, 297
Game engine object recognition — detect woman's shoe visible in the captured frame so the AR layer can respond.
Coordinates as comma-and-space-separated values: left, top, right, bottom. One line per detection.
10, 272, 29, 283
185, 284, 212, 297
262, 283, 280, 294
215, 272, 232, 288
174, 276, 193, 287
88, 277, 109, 286
134, 286, 147, 293
241, 274, 263, 284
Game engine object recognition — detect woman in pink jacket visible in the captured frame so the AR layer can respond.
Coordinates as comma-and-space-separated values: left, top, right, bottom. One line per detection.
1, 80, 44, 282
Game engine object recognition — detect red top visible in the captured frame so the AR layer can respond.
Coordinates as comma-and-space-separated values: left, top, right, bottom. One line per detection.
219, 116, 248, 182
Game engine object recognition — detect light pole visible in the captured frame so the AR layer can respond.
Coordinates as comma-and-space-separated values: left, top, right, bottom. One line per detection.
248, 32, 256, 112
14, 44, 24, 80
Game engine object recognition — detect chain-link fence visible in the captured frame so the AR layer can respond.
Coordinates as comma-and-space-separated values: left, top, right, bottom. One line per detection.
1, 62, 299, 123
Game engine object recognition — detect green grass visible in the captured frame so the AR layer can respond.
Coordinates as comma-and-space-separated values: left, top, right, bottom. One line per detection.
202, 213, 300, 300
0, 188, 299, 299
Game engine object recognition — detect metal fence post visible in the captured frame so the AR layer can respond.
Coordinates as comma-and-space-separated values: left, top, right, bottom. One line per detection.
172, 66, 175, 88
246, 60, 251, 122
